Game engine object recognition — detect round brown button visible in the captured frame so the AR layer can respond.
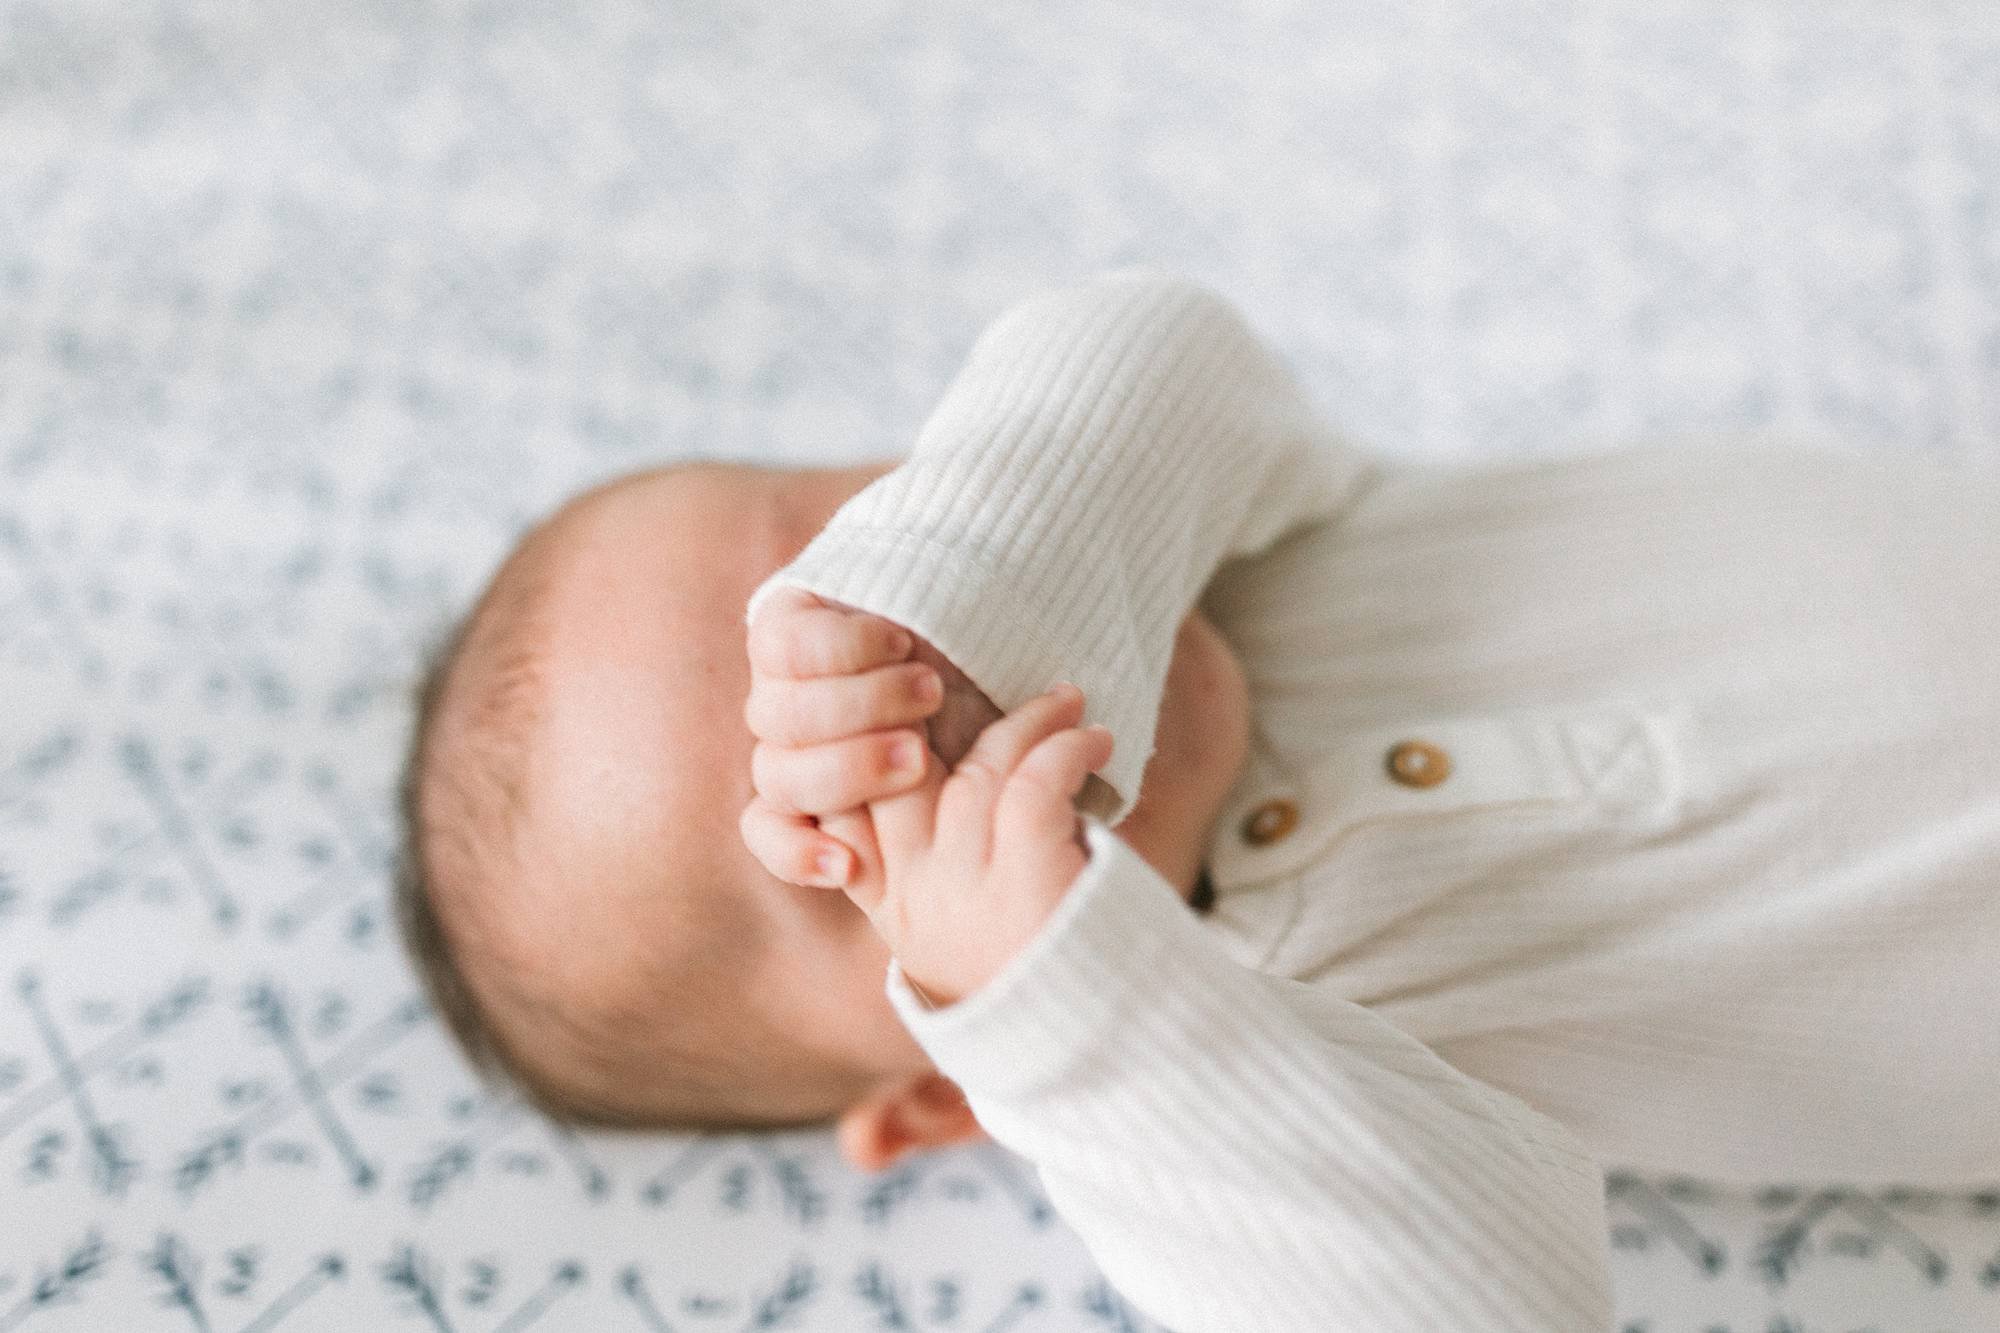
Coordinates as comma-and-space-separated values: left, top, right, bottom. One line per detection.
1240, 798, 1299, 847
1385, 739, 1451, 788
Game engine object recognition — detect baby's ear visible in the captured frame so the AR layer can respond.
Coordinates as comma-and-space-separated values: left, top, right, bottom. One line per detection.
836, 1070, 985, 1171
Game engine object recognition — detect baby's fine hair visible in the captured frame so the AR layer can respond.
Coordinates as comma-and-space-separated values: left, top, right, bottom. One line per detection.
390, 538, 608, 1126
395, 610, 550, 1111
393, 479, 875, 1132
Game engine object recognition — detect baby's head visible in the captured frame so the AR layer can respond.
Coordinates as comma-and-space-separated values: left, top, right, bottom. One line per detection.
397, 460, 982, 1167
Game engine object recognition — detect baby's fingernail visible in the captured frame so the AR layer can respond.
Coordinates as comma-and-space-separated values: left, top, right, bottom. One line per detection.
816, 845, 851, 883
1050, 681, 1080, 700
891, 736, 924, 773
888, 627, 913, 656
914, 669, 942, 704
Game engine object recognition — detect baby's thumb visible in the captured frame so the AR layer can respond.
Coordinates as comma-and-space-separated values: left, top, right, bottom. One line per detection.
994, 725, 1113, 853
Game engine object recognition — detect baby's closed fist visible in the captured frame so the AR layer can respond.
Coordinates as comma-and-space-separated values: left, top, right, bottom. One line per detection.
853, 683, 1113, 1008
741, 586, 945, 888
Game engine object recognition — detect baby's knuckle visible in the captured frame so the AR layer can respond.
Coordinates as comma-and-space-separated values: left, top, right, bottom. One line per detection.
751, 747, 801, 804
954, 756, 1002, 789
818, 621, 854, 658
743, 685, 777, 736
885, 623, 918, 659
765, 700, 812, 748
871, 733, 915, 779
1009, 765, 1062, 799
1003, 767, 1042, 798
783, 633, 824, 677
752, 616, 805, 670
884, 663, 932, 710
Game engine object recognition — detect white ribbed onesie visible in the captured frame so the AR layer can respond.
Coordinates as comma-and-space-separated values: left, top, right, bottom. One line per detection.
746, 273, 2000, 1331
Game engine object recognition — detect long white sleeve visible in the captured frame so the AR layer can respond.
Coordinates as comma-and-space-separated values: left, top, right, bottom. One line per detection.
888, 822, 1614, 1332
745, 273, 1615, 1326
745, 273, 1370, 819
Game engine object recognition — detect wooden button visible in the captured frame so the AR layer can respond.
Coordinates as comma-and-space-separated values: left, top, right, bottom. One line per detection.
1385, 739, 1451, 788
1240, 798, 1299, 847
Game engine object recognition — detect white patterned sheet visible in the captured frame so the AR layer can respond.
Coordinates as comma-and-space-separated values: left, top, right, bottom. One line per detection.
1, 3, 1997, 1330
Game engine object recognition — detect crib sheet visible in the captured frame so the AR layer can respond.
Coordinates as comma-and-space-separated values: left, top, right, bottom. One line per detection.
2, 3, 1997, 1329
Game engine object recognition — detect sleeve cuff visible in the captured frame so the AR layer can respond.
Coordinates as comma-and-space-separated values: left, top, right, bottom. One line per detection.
882, 818, 1201, 1102
745, 529, 1154, 820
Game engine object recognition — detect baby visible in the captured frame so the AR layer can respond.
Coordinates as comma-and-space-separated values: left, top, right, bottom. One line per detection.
400, 456, 1247, 1139
401, 273, 2000, 1331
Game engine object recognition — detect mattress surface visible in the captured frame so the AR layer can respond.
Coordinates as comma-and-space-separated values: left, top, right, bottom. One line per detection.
2, 3, 1996, 1329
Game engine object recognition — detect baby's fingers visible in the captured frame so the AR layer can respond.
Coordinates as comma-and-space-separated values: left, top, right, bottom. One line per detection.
993, 725, 1114, 855
752, 729, 930, 817
739, 797, 858, 889
748, 588, 913, 679
744, 661, 942, 747
935, 684, 1087, 853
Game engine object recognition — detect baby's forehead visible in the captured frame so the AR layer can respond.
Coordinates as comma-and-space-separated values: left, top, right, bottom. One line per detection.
406, 465, 841, 1120
460, 463, 799, 905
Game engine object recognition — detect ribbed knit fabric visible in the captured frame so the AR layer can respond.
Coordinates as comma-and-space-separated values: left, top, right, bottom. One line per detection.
745, 272, 1366, 822
746, 273, 2000, 1331
888, 822, 1612, 1331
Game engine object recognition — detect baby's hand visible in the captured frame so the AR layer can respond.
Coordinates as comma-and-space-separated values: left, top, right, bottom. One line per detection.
851, 683, 1113, 1007
741, 587, 949, 888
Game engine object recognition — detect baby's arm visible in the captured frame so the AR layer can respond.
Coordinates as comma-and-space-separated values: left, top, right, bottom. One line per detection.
740, 277, 1612, 1325
742, 594, 1236, 899
745, 272, 1374, 824
858, 696, 1611, 1330
740, 667, 1613, 1326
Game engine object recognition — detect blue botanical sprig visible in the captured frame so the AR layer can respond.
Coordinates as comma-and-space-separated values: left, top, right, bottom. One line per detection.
743, 1260, 816, 1330
852, 1263, 911, 1329
380, 1245, 453, 1333
0, 1231, 111, 1331
143, 1233, 210, 1332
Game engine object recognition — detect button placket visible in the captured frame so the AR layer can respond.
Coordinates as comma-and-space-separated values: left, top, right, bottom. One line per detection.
1297, 714, 1603, 845
1207, 737, 1317, 886
1384, 739, 1451, 788
1199, 734, 1315, 972
1240, 798, 1299, 846
1207, 708, 1675, 890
